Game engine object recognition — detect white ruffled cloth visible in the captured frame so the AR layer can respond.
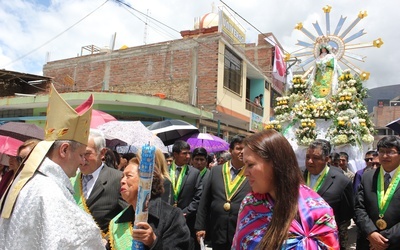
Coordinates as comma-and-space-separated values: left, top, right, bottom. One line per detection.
0, 158, 104, 250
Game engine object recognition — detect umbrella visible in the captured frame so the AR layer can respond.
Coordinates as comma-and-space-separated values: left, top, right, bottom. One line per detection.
147, 119, 199, 145
386, 117, 400, 134
97, 121, 168, 152
0, 135, 23, 157
0, 122, 44, 142
181, 133, 230, 153
91, 109, 117, 128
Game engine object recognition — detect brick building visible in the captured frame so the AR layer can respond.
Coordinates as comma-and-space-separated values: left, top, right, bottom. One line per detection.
371, 96, 400, 147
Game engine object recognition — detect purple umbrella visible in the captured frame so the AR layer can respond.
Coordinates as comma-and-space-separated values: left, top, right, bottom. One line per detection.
181, 133, 229, 153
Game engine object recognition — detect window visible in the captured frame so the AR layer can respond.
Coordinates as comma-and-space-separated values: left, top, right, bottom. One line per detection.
224, 48, 242, 95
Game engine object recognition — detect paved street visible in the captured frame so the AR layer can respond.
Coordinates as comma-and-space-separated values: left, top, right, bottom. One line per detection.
348, 220, 357, 249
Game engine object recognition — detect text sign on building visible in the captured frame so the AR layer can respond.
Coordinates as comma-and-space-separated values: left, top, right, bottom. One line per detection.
218, 10, 246, 45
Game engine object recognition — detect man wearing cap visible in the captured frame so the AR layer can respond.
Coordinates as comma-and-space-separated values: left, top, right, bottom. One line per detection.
354, 136, 400, 249
0, 85, 103, 249
70, 128, 127, 238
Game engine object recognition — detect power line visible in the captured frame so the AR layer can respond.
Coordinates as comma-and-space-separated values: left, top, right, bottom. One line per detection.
1, 0, 110, 68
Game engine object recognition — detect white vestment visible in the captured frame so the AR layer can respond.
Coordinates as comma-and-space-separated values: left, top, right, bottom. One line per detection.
0, 158, 104, 250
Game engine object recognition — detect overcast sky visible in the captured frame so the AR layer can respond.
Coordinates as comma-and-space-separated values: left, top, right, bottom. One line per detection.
0, 0, 397, 89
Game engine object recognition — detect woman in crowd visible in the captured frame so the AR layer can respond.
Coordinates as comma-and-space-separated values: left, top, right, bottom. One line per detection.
0, 138, 40, 198
108, 157, 190, 249
154, 149, 173, 205
232, 129, 338, 249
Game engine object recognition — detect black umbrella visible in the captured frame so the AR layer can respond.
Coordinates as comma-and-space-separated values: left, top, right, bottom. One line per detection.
386, 117, 400, 134
147, 119, 199, 145
0, 122, 45, 142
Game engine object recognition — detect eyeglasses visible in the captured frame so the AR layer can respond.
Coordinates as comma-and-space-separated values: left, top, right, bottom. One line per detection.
16, 156, 23, 163
364, 158, 373, 162
378, 150, 400, 156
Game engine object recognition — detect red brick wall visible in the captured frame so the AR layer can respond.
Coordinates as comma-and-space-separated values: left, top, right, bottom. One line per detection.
44, 35, 220, 106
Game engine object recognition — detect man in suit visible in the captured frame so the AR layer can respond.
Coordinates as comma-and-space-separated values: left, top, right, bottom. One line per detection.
304, 139, 354, 250
171, 140, 202, 249
71, 129, 127, 239
354, 136, 400, 249
195, 135, 251, 250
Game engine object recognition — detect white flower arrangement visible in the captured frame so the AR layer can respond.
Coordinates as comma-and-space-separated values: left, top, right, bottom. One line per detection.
274, 96, 291, 115
264, 120, 282, 132
295, 118, 317, 145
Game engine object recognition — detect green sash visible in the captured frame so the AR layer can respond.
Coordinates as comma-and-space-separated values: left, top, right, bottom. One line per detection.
108, 207, 132, 250
222, 162, 246, 202
70, 173, 105, 238
307, 166, 330, 192
200, 167, 207, 177
169, 162, 187, 205
377, 167, 400, 216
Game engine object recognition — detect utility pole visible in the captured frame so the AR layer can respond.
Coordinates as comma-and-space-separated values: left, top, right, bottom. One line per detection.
143, 9, 150, 45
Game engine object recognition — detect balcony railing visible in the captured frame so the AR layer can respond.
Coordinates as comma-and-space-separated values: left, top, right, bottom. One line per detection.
246, 99, 263, 116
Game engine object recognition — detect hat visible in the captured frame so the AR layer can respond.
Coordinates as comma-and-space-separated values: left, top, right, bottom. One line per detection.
1, 84, 93, 218
45, 84, 93, 145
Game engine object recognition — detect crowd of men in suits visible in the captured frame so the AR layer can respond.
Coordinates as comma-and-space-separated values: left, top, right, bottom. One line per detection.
1, 120, 399, 249
65, 132, 400, 250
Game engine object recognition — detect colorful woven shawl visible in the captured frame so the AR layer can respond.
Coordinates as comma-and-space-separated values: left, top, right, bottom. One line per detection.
232, 184, 339, 249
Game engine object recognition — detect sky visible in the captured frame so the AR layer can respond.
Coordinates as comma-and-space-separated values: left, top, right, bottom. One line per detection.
0, 0, 397, 90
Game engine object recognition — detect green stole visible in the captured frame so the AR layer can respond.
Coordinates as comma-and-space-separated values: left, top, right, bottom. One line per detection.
108, 207, 133, 250
70, 173, 105, 237
377, 166, 400, 218
222, 161, 246, 203
307, 166, 330, 192
169, 162, 187, 205
200, 167, 207, 177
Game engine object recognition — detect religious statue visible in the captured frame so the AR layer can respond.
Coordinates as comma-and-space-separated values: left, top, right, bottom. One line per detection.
309, 37, 342, 99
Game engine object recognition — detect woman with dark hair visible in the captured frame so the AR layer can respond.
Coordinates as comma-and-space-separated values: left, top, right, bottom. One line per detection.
107, 157, 190, 249
232, 129, 338, 249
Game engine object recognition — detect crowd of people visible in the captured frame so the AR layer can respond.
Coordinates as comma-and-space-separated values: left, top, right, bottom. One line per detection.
0, 84, 399, 250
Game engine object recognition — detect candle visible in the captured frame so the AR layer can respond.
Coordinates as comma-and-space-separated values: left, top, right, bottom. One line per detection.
132, 144, 156, 250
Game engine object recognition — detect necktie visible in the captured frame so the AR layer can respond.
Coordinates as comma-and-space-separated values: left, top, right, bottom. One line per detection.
384, 173, 391, 191
231, 168, 240, 181
82, 174, 93, 199
176, 167, 182, 179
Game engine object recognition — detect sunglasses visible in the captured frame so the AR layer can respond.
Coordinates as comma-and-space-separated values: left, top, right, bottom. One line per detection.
364, 158, 373, 162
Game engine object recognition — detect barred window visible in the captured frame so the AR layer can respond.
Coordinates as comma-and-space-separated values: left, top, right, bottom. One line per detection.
223, 48, 242, 95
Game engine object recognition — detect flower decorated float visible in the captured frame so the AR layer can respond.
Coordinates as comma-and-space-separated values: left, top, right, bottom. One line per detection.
267, 6, 383, 171
268, 71, 374, 170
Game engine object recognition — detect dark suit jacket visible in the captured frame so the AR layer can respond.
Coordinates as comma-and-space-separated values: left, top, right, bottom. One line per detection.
304, 167, 354, 224
195, 164, 251, 246
174, 165, 202, 235
106, 197, 191, 250
86, 165, 128, 234
354, 167, 400, 249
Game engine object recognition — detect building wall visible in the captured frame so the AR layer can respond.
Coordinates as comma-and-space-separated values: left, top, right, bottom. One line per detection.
372, 106, 400, 128
44, 35, 220, 108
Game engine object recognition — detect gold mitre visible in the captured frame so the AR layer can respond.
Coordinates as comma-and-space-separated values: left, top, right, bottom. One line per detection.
0, 84, 94, 218
45, 84, 93, 145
